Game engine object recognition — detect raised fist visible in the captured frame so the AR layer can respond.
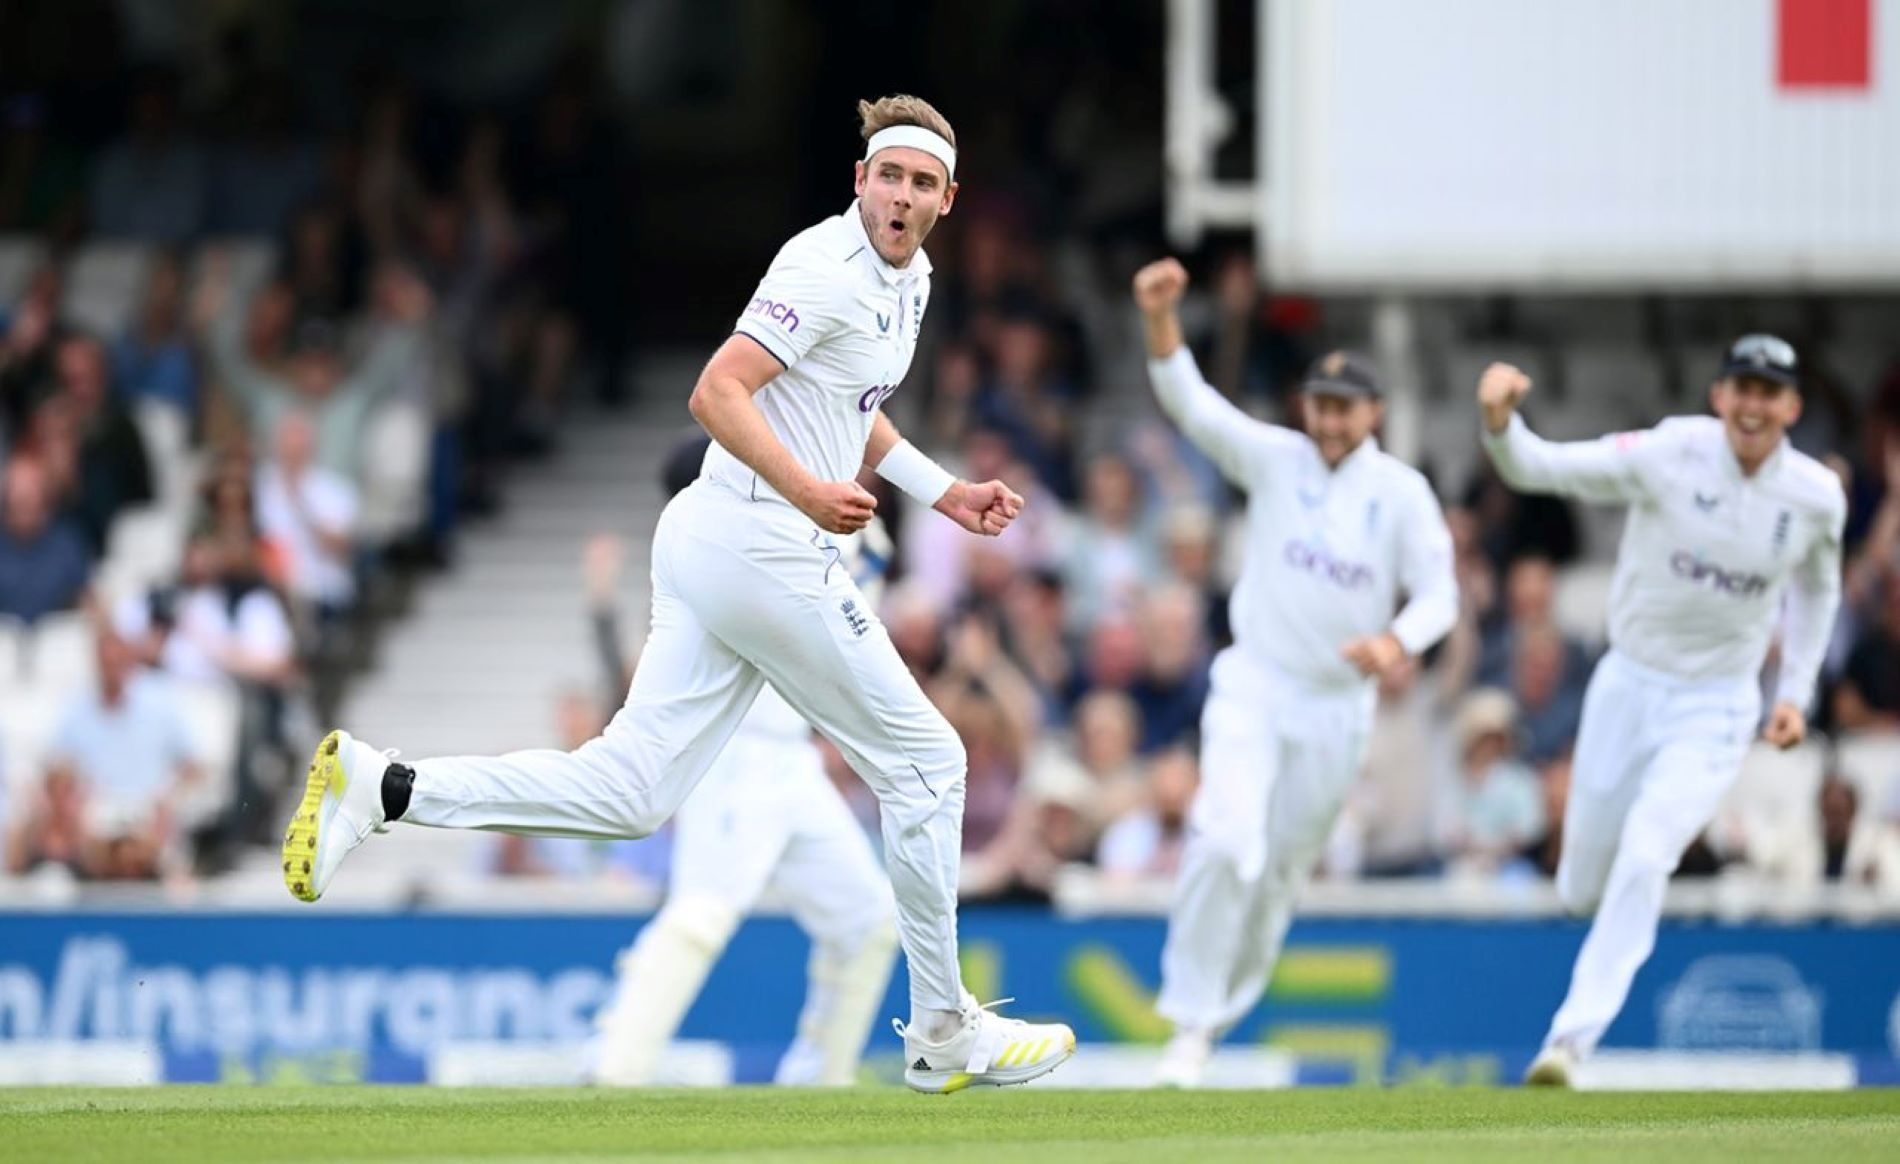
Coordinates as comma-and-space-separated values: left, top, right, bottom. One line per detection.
1477, 362, 1534, 434
1132, 258, 1190, 317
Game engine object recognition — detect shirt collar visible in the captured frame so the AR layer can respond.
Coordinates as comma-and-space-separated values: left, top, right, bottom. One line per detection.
844, 200, 932, 286
1305, 433, 1380, 476
1717, 426, 1787, 483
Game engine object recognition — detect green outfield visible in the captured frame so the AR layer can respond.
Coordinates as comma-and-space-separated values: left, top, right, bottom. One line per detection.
3, 1087, 1898, 1163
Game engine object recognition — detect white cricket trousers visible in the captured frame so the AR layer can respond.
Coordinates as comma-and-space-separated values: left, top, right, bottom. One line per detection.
1157, 649, 1375, 1033
1544, 649, 1758, 1054
402, 481, 968, 1011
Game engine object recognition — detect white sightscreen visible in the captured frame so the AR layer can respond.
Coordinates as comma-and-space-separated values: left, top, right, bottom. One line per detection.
1262, 0, 1900, 289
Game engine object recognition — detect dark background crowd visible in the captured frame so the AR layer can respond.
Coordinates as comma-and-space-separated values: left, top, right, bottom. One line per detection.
0, 1, 1895, 900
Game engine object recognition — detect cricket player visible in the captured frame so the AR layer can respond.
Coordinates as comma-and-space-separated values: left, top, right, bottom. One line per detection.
1133, 259, 1459, 1087
591, 435, 898, 1088
1476, 335, 1845, 1086
284, 94, 1075, 1093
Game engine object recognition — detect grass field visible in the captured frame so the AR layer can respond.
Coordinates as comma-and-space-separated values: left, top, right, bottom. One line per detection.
3, 1087, 1898, 1163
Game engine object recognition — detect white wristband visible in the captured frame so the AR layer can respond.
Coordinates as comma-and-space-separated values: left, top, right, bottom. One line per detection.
876, 439, 957, 506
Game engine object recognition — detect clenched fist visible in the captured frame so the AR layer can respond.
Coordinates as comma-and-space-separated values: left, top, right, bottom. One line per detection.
1133, 258, 1190, 318
1477, 362, 1534, 435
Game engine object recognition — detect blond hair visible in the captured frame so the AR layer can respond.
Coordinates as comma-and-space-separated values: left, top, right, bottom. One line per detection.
857, 94, 957, 150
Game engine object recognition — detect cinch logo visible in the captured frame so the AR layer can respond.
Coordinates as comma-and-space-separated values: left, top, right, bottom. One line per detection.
858, 383, 897, 413
747, 297, 800, 332
1282, 539, 1375, 590
1670, 551, 1769, 597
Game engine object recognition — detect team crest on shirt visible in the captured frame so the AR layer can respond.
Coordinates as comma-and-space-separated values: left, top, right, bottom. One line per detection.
839, 597, 871, 638
1772, 509, 1791, 556
1694, 492, 1721, 512
1364, 499, 1380, 534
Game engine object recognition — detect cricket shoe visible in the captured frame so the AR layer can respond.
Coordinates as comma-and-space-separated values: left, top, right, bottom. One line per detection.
895, 995, 1075, 1094
1153, 1027, 1213, 1088
282, 730, 398, 902
1524, 1042, 1577, 1088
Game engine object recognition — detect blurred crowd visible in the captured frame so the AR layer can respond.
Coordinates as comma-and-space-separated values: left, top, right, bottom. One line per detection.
498, 208, 1900, 905
0, 57, 632, 884
1, 20, 1897, 907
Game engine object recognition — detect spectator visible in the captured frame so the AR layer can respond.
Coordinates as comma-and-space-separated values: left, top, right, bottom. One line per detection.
37, 630, 203, 879
1820, 777, 1859, 883
1097, 745, 1198, 880
202, 271, 427, 482
944, 683, 1030, 856
114, 250, 200, 419
0, 456, 90, 624
1130, 582, 1211, 753
0, 265, 61, 431
1023, 689, 1148, 836
1523, 750, 1573, 879
1437, 689, 1545, 875
1074, 614, 1148, 703
115, 530, 295, 688
931, 612, 1042, 852
1159, 505, 1231, 648
1510, 624, 1588, 766
5, 768, 89, 878
999, 567, 1076, 720
52, 332, 154, 551
1477, 555, 1590, 689
976, 307, 1076, 499
255, 410, 359, 618
1062, 452, 1161, 632
1834, 567, 1900, 733
88, 70, 206, 244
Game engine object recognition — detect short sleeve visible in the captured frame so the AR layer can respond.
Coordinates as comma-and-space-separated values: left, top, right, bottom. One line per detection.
731, 241, 848, 368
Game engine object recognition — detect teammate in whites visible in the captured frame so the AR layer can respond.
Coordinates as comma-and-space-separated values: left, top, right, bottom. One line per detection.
1476, 336, 1846, 1086
592, 435, 897, 1087
1133, 258, 1458, 1087
284, 94, 1076, 1093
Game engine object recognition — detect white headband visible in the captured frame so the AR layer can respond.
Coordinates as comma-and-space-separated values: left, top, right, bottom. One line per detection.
863, 125, 956, 181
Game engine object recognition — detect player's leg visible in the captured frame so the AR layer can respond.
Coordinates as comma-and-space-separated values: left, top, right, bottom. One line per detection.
285, 494, 766, 901
1529, 656, 1654, 1083
1543, 681, 1754, 1060
1552, 658, 1651, 918
594, 739, 792, 1086
1154, 660, 1280, 1085
769, 759, 899, 1086
718, 525, 1072, 1091
1220, 702, 1371, 1032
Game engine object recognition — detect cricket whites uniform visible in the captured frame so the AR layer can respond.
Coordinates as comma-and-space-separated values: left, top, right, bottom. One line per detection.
594, 537, 899, 1087
1482, 413, 1845, 1057
393, 202, 969, 1015
1146, 347, 1458, 1035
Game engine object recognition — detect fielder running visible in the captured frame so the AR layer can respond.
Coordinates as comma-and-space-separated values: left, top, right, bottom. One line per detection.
1133, 259, 1458, 1087
592, 436, 898, 1087
1475, 335, 1845, 1086
284, 94, 1075, 1093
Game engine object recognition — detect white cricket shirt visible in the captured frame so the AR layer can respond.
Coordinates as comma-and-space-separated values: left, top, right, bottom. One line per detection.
1482, 414, 1845, 707
1148, 348, 1459, 689
704, 201, 931, 505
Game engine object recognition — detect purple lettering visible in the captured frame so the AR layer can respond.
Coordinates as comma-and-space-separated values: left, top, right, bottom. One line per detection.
858, 383, 897, 413
1282, 539, 1375, 591
747, 297, 801, 333
1670, 551, 1769, 597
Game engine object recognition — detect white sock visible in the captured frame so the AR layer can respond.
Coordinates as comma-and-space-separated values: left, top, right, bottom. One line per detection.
911, 1005, 963, 1043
